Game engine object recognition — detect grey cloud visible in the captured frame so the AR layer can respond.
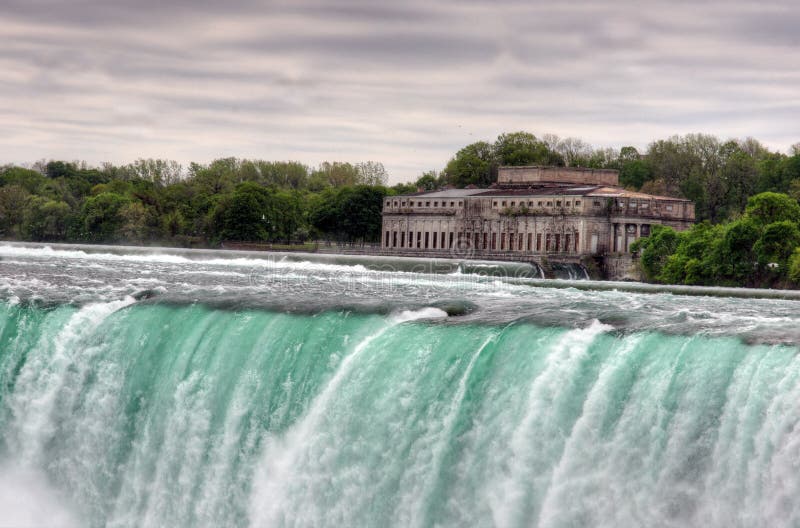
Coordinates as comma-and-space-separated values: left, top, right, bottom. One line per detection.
0, 0, 798, 182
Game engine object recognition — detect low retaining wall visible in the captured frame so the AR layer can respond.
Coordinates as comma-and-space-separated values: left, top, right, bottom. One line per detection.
602, 254, 642, 281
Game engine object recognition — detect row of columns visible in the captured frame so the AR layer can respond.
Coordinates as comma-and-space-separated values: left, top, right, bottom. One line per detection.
383, 227, 582, 254
612, 223, 650, 252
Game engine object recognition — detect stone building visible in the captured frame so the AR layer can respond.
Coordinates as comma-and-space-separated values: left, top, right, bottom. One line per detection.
380, 166, 694, 264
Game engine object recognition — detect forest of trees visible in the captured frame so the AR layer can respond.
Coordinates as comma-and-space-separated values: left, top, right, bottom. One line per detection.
0, 159, 394, 247
2, 131, 799, 287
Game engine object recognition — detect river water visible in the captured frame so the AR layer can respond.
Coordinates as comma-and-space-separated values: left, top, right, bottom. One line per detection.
1, 242, 799, 527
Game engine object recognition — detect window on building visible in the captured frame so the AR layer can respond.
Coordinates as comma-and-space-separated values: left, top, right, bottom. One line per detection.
556, 200, 562, 207
434, 201, 438, 207
666, 204, 674, 211
394, 201, 398, 207
458, 201, 462, 206
502, 201, 507, 207
426, 201, 430, 207
547, 201, 552, 207
510, 201, 516, 206
450, 201, 454, 207
537, 201, 543, 207
493, 201, 498, 207
641, 202, 649, 209
593, 200, 601, 207
575, 200, 581, 206
630, 201, 637, 208
385, 201, 390, 206
401, 201, 406, 206
528, 201, 533, 207
565, 201, 571, 207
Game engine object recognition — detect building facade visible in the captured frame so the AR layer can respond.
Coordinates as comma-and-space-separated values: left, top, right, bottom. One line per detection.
380, 166, 694, 260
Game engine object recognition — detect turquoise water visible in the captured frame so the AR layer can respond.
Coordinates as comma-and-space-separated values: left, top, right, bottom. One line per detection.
1, 244, 800, 527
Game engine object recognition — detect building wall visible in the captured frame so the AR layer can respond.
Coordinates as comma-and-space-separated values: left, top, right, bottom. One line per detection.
381, 194, 693, 258
497, 166, 620, 187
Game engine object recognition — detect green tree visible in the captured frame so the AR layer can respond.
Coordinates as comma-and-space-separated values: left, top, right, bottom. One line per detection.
753, 220, 800, 272
630, 224, 679, 281
0, 167, 47, 194
443, 141, 496, 187
0, 185, 30, 237
744, 192, 800, 226
81, 192, 131, 242
415, 171, 440, 191
493, 132, 563, 167
216, 182, 275, 241
355, 161, 389, 186
619, 159, 651, 189
22, 197, 72, 241
788, 248, 800, 283
310, 162, 360, 188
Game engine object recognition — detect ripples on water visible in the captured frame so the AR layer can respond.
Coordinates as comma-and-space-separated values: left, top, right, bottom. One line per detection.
1, 242, 799, 344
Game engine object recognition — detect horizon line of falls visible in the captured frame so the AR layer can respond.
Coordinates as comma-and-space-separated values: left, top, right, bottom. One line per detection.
2, 243, 800, 527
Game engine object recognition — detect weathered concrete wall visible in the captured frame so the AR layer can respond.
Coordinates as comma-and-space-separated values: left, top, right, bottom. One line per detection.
602, 254, 643, 281
498, 166, 619, 186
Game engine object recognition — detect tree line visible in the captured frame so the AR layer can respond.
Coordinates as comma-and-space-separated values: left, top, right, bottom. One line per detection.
0, 158, 393, 246
1, 131, 799, 289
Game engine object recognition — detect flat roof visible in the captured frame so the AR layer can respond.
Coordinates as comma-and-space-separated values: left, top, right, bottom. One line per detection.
393, 185, 692, 202
396, 189, 486, 198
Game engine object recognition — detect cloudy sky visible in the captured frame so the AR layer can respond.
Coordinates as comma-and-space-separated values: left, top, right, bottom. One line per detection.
2, 0, 798, 182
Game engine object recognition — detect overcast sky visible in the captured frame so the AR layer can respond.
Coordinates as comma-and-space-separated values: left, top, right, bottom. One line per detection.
2, 0, 798, 182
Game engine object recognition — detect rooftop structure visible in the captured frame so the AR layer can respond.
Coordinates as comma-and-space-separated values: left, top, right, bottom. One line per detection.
497, 165, 620, 187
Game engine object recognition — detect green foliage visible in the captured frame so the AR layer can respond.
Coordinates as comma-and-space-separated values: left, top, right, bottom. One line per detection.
788, 248, 800, 283
494, 132, 563, 167
0, 167, 47, 194
630, 224, 678, 281
637, 192, 800, 287
310, 185, 387, 242
619, 159, 651, 189
710, 220, 760, 284
744, 192, 800, 226
216, 183, 275, 242
81, 192, 131, 242
753, 221, 800, 272
0, 185, 30, 237
414, 171, 440, 191
22, 197, 72, 241
443, 141, 496, 188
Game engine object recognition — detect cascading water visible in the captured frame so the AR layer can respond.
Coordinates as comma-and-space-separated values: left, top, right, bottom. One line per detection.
1, 243, 799, 527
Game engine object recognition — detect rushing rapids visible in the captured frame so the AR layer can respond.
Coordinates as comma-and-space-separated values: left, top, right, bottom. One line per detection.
1, 243, 800, 527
